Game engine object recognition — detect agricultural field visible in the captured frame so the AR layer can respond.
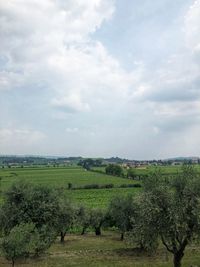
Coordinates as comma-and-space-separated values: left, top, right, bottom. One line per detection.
1, 232, 200, 267
93, 164, 200, 176
1, 164, 200, 208
1, 164, 200, 267
0, 166, 141, 208
0, 166, 138, 189
67, 187, 141, 208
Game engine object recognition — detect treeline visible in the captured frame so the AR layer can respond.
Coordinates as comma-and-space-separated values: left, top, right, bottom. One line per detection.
1, 166, 200, 267
105, 164, 147, 180
78, 158, 104, 170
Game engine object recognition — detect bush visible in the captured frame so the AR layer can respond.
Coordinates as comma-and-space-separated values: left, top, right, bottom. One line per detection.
74, 184, 114, 190
68, 183, 73, 189
102, 184, 114, 189
83, 184, 99, 189
120, 184, 141, 188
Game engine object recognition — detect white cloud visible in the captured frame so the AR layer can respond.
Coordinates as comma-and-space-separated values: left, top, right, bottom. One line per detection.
132, 0, 200, 127
65, 127, 79, 133
0, 0, 135, 115
1, 0, 200, 158
184, 0, 200, 53
0, 128, 46, 154
51, 95, 90, 113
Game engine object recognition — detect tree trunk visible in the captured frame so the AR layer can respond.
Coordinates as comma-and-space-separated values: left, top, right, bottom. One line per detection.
173, 251, 184, 267
95, 227, 101, 236
120, 232, 124, 241
81, 227, 86, 235
12, 259, 15, 267
60, 232, 65, 243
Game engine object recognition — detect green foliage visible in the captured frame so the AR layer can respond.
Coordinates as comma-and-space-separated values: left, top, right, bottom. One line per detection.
128, 194, 159, 252
78, 159, 102, 170
32, 225, 57, 255
0, 181, 61, 262
57, 198, 76, 242
0, 223, 37, 266
105, 164, 123, 177
138, 166, 200, 267
108, 195, 136, 239
90, 209, 106, 235
127, 168, 136, 179
1, 181, 60, 233
73, 183, 114, 190
77, 206, 91, 235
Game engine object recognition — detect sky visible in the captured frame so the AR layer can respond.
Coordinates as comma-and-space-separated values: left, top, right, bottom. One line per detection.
0, 0, 200, 159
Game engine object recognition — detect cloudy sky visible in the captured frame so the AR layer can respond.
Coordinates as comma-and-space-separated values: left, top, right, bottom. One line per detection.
0, 0, 200, 159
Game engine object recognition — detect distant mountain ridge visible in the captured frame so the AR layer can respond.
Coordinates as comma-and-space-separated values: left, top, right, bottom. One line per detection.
164, 156, 200, 161
0, 155, 199, 165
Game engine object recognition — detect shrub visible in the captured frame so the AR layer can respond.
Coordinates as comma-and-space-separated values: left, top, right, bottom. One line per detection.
120, 184, 141, 188
83, 184, 99, 189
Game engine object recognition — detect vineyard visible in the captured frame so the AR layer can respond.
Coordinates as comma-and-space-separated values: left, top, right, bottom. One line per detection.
0, 166, 140, 208
1, 164, 199, 208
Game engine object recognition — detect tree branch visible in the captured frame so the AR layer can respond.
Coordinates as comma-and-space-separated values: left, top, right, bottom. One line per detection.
161, 235, 174, 253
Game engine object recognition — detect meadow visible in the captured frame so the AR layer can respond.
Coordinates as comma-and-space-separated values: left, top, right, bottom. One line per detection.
1, 232, 200, 267
0, 166, 138, 189
1, 164, 200, 208
93, 164, 200, 176
0, 166, 140, 208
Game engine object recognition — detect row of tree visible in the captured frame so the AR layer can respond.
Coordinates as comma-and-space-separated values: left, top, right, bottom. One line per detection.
78, 158, 103, 170
1, 166, 200, 267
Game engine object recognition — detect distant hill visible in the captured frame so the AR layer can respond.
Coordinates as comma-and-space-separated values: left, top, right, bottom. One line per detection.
0, 155, 199, 166
165, 157, 200, 161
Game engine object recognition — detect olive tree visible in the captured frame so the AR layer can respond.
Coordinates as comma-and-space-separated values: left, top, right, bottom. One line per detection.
108, 195, 136, 240
57, 198, 76, 242
90, 209, 105, 236
77, 206, 91, 235
140, 166, 200, 267
0, 181, 60, 257
128, 194, 159, 252
0, 181, 60, 233
1, 223, 37, 267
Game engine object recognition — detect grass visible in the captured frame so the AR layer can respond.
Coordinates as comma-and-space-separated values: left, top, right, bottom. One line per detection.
0, 166, 138, 191
0, 166, 141, 208
93, 165, 200, 176
67, 187, 141, 208
1, 232, 200, 267
1, 165, 200, 266
2, 165, 200, 208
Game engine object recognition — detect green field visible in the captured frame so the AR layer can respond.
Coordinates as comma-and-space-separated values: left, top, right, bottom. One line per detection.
0, 166, 140, 208
1, 164, 200, 208
1, 165, 200, 266
94, 164, 200, 176
0, 166, 139, 189
67, 187, 140, 208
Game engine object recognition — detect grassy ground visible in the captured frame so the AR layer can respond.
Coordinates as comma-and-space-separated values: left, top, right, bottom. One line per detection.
2, 165, 200, 208
93, 165, 200, 176
67, 187, 141, 208
0, 167, 138, 191
0, 166, 141, 208
1, 232, 200, 267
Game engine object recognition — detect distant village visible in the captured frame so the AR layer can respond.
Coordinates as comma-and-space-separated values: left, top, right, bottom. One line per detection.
0, 155, 200, 168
